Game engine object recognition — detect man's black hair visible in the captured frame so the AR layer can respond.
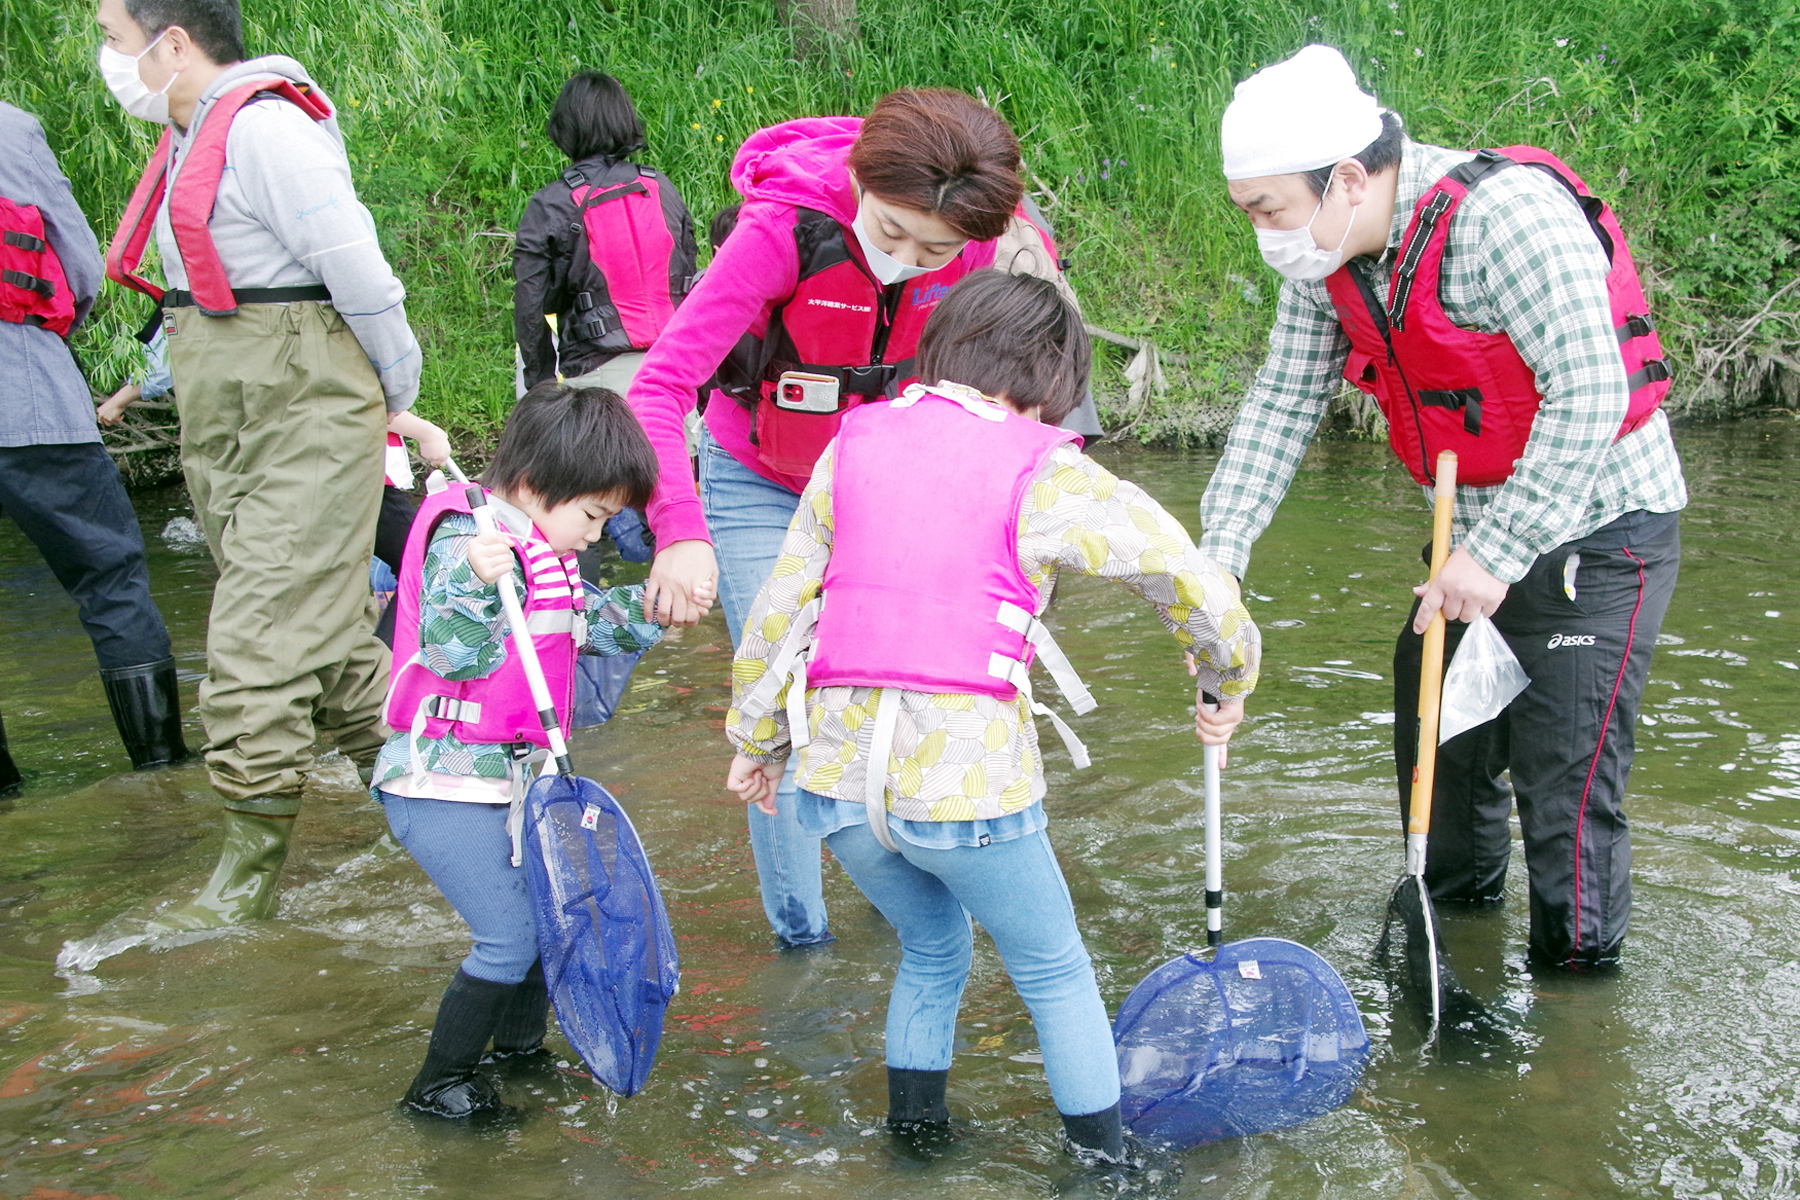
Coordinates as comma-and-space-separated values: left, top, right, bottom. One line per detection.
125, 0, 244, 65
1302, 110, 1405, 197
708, 202, 742, 252
546, 72, 646, 162
915, 270, 1091, 425
483, 383, 658, 510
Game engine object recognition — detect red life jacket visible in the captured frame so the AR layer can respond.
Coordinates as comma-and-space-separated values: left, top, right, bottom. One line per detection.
715, 208, 1005, 477
106, 77, 333, 315
1323, 147, 1670, 487
0, 197, 76, 337
560, 159, 696, 354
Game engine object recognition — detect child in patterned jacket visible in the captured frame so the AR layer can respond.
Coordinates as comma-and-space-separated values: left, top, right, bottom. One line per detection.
723, 271, 1260, 1165
374, 382, 706, 1119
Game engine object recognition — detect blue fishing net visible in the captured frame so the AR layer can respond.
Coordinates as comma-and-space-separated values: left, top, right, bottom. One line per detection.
571, 650, 645, 729
522, 772, 680, 1097
1113, 936, 1370, 1147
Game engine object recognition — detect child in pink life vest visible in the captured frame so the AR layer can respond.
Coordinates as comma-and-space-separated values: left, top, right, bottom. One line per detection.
372, 383, 706, 1119
724, 271, 1261, 1166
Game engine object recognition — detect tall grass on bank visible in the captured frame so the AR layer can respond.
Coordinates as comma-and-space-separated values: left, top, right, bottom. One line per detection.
3, 0, 1795, 451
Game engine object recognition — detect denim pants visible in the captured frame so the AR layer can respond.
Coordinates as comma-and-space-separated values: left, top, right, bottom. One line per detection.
379, 790, 539, 984
822, 802, 1121, 1118
697, 429, 832, 947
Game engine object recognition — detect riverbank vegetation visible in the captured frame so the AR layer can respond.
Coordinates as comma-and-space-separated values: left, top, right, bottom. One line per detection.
3, 0, 1795, 461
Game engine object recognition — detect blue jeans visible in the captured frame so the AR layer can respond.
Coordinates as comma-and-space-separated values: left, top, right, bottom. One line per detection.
697, 429, 832, 947
380, 790, 539, 984
821, 801, 1121, 1117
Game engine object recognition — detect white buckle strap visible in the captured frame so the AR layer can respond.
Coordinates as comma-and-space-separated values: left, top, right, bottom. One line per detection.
995, 601, 1097, 714
986, 653, 1092, 770
787, 653, 812, 751
411, 694, 484, 789
738, 595, 823, 722
863, 688, 903, 853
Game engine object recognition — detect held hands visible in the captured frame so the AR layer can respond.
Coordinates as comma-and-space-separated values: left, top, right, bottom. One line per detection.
1412, 546, 1509, 633
646, 539, 719, 627
467, 533, 516, 585
726, 753, 784, 816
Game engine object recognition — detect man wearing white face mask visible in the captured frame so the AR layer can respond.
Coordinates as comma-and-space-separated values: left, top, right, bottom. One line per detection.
93, 0, 422, 929
1199, 45, 1686, 970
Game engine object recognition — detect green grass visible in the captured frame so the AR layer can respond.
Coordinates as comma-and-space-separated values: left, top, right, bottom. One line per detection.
4, 0, 1795, 453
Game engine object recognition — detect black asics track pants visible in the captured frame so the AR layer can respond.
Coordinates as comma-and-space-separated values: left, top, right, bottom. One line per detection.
1394, 509, 1680, 969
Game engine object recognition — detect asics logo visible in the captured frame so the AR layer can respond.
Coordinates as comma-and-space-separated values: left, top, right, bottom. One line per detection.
1547, 633, 1596, 648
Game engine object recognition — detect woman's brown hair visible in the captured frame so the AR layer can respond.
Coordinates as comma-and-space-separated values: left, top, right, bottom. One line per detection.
847, 89, 1023, 243
915, 270, 1091, 424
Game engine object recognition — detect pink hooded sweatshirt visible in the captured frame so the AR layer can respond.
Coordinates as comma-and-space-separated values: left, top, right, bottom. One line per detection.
625, 117, 862, 544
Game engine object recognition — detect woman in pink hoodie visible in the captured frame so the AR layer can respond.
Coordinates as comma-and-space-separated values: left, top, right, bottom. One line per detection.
627, 89, 1028, 947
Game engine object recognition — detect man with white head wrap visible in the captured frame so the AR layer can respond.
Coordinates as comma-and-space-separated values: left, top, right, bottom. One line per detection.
1199, 45, 1687, 971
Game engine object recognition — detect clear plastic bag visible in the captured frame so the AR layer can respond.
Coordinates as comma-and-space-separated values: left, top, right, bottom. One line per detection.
1438, 615, 1530, 743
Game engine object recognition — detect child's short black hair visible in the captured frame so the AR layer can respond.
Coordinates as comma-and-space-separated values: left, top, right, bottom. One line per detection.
914, 270, 1091, 424
483, 383, 657, 510
546, 72, 646, 162
708, 202, 742, 252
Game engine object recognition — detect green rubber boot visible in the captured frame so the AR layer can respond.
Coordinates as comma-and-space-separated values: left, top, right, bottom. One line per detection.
152, 809, 297, 930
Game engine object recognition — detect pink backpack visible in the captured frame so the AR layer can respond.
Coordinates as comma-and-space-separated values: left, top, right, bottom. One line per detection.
562, 160, 696, 352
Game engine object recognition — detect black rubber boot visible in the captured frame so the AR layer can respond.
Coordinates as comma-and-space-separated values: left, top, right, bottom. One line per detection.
886, 1066, 954, 1155
0, 710, 21, 797
489, 960, 550, 1062
1061, 1102, 1127, 1164
403, 969, 515, 1118
100, 657, 189, 770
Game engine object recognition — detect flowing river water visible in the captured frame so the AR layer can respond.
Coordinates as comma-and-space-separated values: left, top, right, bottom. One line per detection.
1, 418, 1795, 1199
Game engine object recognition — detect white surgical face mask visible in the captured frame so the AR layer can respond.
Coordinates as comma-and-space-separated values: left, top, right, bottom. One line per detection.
851, 206, 937, 285
98, 28, 176, 125
1255, 174, 1360, 282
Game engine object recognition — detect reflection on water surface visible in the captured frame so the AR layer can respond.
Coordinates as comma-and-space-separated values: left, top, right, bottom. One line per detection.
1, 419, 1795, 1197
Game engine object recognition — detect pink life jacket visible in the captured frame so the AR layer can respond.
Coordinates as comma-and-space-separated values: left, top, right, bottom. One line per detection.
0, 196, 76, 337
1323, 146, 1671, 487
561, 159, 696, 354
106, 77, 333, 314
384, 486, 585, 748
807, 385, 1080, 698
713, 209, 1009, 478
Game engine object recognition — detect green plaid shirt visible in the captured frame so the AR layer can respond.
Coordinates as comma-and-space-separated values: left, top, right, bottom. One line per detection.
1199, 139, 1687, 584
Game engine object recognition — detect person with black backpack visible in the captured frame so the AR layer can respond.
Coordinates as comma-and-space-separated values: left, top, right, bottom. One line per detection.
514, 72, 698, 399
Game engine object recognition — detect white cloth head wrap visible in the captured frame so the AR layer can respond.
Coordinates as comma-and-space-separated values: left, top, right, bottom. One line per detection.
1220, 45, 1385, 180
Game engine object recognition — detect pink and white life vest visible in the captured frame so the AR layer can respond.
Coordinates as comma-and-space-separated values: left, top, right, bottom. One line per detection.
384, 486, 585, 749
736, 382, 1098, 852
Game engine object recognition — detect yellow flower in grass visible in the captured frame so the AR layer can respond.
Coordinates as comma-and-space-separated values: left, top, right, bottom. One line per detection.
711, 98, 722, 108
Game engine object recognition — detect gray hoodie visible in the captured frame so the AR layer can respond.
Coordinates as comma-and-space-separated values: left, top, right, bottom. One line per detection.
152, 56, 420, 410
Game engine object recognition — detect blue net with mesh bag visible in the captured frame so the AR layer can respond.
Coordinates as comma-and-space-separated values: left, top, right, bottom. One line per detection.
521, 772, 679, 1097
1113, 936, 1370, 1147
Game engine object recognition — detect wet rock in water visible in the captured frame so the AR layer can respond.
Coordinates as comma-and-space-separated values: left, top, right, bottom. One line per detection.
160, 516, 206, 548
